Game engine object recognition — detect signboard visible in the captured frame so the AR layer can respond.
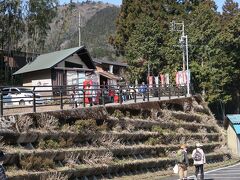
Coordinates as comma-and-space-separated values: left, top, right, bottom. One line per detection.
154, 76, 159, 87
67, 71, 78, 86
165, 73, 170, 85
148, 76, 153, 88
160, 73, 170, 86
160, 74, 165, 86
176, 70, 190, 86
32, 79, 52, 91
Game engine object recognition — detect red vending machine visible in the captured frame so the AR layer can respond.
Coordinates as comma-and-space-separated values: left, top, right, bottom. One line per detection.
83, 80, 100, 105
83, 80, 92, 104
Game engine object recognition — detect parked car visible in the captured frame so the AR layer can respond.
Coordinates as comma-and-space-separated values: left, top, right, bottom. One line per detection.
2, 87, 44, 106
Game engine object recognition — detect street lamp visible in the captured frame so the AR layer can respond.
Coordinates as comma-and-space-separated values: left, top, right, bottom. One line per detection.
171, 21, 190, 97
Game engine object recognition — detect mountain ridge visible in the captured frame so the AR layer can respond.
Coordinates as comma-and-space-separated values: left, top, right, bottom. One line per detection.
44, 1, 120, 59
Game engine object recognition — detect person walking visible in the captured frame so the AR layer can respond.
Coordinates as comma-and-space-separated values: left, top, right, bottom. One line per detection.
71, 85, 77, 108
176, 144, 189, 180
85, 83, 93, 106
139, 82, 147, 101
192, 142, 206, 180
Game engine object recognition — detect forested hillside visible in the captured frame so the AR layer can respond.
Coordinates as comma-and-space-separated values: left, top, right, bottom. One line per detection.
0, 1, 119, 57
45, 2, 119, 59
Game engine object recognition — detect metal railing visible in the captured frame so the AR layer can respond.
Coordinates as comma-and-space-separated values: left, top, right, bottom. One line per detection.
0, 84, 192, 116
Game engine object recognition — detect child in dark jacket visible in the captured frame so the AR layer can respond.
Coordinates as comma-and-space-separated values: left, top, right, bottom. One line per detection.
0, 151, 7, 180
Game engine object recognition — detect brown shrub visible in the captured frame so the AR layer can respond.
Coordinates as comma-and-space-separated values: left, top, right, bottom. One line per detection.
20, 155, 54, 170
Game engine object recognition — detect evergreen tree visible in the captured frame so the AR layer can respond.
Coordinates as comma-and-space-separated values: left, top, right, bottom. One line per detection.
125, 16, 164, 82
112, 0, 182, 56
25, 0, 58, 53
0, 0, 24, 51
222, 0, 239, 23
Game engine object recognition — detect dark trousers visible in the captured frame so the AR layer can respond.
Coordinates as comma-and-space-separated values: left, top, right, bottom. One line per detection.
142, 92, 146, 101
195, 164, 204, 180
88, 97, 92, 106
0, 165, 7, 180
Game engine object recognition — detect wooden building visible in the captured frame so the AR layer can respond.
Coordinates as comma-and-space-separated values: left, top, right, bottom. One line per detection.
14, 46, 96, 89
0, 50, 38, 85
93, 58, 128, 86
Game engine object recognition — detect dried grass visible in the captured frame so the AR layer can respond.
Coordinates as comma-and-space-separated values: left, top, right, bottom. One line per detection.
41, 172, 68, 180
95, 134, 122, 147
64, 152, 80, 167
16, 115, 34, 132
0, 136, 5, 150
82, 151, 113, 166
214, 145, 229, 154
126, 123, 135, 132
0, 115, 16, 130
183, 101, 192, 112
37, 114, 59, 130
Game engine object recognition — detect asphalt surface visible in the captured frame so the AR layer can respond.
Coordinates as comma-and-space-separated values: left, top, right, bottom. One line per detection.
197, 163, 240, 180
162, 163, 240, 180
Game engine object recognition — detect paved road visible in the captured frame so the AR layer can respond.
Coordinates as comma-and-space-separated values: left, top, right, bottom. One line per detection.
163, 163, 240, 180
192, 163, 240, 180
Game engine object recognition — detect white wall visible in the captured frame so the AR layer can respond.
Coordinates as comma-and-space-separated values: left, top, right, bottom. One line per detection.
227, 125, 239, 156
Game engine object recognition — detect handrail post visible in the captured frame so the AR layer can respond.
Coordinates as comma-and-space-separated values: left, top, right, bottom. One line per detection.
177, 85, 180, 98
0, 92, 3, 116
33, 91, 36, 113
147, 84, 150, 102
60, 88, 63, 110
119, 86, 122, 104
102, 88, 105, 106
158, 86, 160, 100
168, 84, 171, 100
83, 89, 86, 107
134, 88, 137, 103
184, 85, 187, 97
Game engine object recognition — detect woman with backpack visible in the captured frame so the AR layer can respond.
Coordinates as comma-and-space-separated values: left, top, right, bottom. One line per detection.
176, 144, 189, 180
192, 142, 206, 180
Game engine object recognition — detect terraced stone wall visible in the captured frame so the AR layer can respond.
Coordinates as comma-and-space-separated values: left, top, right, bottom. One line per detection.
0, 95, 230, 180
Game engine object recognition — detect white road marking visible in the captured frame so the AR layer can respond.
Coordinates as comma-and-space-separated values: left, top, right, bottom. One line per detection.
206, 173, 240, 175
205, 163, 240, 174
204, 177, 239, 180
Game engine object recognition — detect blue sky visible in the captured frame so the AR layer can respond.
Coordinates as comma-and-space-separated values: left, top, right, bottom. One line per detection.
60, 0, 240, 11
215, 0, 240, 11
60, 0, 121, 6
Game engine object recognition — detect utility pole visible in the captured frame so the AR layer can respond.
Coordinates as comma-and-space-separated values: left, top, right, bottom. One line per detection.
148, 62, 150, 83
171, 21, 190, 96
78, 11, 81, 47
185, 35, 190, 96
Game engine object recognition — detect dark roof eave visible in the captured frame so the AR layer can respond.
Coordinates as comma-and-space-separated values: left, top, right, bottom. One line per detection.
93, 59, 128, 67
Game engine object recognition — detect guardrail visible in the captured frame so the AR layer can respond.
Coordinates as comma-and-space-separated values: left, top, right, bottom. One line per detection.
0, 84, 192, 116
